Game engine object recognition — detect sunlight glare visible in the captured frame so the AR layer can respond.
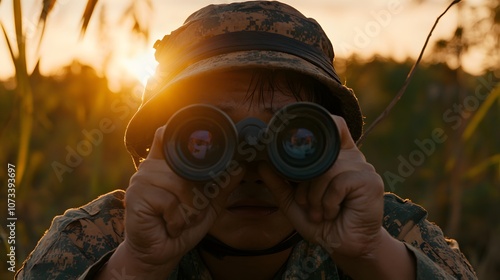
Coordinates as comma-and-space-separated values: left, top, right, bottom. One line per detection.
120, 49, 158, 87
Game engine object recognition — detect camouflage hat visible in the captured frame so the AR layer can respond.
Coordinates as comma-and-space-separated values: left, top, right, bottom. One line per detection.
125, 1, 363, 162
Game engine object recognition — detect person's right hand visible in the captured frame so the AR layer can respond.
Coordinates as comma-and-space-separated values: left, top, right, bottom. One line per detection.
102, 126, 243, 278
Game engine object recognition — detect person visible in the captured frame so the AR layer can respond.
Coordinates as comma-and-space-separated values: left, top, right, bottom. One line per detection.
17, 1, 477, 279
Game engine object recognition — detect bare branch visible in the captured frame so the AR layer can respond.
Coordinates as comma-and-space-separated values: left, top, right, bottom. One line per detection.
356, 0, 462, 146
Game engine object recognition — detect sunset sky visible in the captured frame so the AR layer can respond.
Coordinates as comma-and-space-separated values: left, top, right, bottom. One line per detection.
0, 0, 490, 88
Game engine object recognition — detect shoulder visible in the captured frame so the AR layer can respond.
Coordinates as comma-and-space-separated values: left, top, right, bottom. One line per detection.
382, 192, 428, 239
383, 193, 477, 279
78, 189, 126, 217
64, 189, 126, 248
52, 189, 126, 247
17, 190, 126, 279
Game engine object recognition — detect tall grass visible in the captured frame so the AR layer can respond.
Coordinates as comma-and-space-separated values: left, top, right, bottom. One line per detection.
0, 0, 102, 189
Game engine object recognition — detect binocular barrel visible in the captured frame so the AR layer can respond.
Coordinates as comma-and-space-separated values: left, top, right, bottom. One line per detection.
162, 102, 340, 182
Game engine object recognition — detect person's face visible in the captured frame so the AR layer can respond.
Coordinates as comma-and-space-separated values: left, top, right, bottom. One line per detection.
173, 70, 303, 250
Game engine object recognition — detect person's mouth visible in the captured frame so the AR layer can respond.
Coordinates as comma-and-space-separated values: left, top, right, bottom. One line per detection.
227, 199, 279, 217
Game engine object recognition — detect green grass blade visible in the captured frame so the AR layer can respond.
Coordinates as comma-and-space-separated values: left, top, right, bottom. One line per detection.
12, 0, 34, 188
464, 154, 500, 179
13, 0, 26, 71
462, 85, 500, 141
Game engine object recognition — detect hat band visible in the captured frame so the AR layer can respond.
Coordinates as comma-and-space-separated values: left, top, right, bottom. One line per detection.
154, 31, 340, 84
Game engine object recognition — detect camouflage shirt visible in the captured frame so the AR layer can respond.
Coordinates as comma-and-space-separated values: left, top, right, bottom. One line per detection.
16, 190, 477, 279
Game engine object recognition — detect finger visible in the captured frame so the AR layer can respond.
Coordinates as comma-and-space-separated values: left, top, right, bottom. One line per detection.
126, 179, 176, 233
146, 126, 167, 160
322, 155, 373, 182
258, 162, 294, 211
131, 158, 196, 201
294, 181, 308, 208
127, 173, 215, 241
322, 170, 384, 221
133, 159, 173, 185
129, 157, 210, 227
322, 178, 345, 221
336, 148, 367, 164
305, 156, 369, 222
168, 195, 212, 236
258, 162, 318, 237
306, 176, 331, 222
257, 162, 310, 224
331, 115, 357, 150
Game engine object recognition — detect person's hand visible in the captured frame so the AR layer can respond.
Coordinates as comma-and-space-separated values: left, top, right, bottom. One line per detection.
259, 115, 385, 258
120, 126, 243, 276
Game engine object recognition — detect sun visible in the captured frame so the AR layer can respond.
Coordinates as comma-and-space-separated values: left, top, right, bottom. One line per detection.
120, 49, 158, 87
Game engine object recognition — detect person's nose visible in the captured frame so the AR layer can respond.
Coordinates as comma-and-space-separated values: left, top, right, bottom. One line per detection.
239, 161, 266, 187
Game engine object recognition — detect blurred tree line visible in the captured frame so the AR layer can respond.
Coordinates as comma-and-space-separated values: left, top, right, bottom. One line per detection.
0, 62, 140, 275
343, 56, 499, 278
0, 0, 499, 279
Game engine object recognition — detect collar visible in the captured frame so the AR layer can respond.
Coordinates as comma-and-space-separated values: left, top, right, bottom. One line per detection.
199, 231, 303, 259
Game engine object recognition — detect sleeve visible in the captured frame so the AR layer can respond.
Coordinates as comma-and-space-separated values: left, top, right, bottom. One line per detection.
77, 250, 116, 280
383, 193, 477, 280
16, 190, 126, 280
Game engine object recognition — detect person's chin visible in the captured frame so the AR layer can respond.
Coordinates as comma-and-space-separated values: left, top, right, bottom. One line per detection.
226, 205, 279, 219
209, 210, 294, 250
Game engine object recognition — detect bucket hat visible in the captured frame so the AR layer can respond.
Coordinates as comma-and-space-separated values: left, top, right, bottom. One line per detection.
125, 1, 363, 163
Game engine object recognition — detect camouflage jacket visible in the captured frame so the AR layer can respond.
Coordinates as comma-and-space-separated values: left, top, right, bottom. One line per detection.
16, 190, 477, 279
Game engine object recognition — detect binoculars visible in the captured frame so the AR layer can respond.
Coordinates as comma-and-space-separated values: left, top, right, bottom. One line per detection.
162, 102, 340, 182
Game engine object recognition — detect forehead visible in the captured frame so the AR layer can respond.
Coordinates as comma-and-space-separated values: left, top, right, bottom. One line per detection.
172, 70, 302, 108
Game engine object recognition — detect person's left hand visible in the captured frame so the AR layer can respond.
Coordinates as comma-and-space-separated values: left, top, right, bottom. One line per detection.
259, 115, 385, 258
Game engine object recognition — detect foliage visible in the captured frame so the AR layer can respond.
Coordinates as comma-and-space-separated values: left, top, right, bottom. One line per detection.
0, 56, 498, 279
0, 62, 140, 277
0, 0, 499, 280
340, 56, 499, 279
0, 0, 149, 277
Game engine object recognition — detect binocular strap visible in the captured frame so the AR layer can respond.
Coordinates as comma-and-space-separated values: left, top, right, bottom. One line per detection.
198, 231, 303, 259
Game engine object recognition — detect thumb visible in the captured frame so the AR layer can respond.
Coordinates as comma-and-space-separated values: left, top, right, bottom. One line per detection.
258, 162, 294, 210
258, 162, 312, 230
146, 126, 167, 160
258, 162, 338, 251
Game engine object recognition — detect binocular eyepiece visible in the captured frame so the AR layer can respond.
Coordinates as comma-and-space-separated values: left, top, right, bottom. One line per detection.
162, 102, 340, 182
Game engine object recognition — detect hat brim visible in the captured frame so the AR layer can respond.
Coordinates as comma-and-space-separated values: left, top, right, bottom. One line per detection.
125, 50, 362, 160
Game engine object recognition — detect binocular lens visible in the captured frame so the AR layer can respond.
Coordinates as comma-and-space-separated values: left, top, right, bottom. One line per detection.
163, 102, 339, 182
186, 130, 213, 160
267, 103, 340, 181
281, 127, 317, 160
163, 105, 237, 181
180, 126, 220, 165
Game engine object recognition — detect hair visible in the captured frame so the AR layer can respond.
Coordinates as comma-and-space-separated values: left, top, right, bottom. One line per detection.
245, 68, 343, 117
